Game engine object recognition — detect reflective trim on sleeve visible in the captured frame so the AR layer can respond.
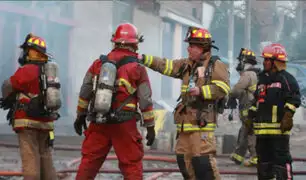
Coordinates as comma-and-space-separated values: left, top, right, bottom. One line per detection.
181, 85, 188, 93
249, 106, 257, 112
211, 80, 230, 95
78, 98, 89, 109
163, 59, 173, 76
285, 103, 297, 112
248, 84, 257, 92
144, 55, 153, 67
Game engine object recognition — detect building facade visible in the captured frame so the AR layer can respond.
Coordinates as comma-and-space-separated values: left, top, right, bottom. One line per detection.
0, 0, 215, 124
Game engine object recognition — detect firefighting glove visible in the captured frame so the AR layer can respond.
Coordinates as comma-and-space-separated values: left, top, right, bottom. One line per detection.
146, 126, 155, 146
227, 97, 237, 109
74, 114, 87, 136
248, 109, 256, 121
280, 109, 294, 133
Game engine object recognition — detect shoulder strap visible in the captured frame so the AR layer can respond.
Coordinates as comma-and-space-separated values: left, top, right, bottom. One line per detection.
116, 56, 138, 69
99, 55, 137, 69
99, 55, 138, 112
204, 55, 218, 84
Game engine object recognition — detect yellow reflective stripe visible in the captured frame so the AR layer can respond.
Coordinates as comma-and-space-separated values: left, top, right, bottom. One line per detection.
242, 109, 248, 117
263, 53, 273, 57
143, 110, 155, 120
49, 131, 54, 140
177, 123, 216, 132
201, 85, 212, 99
163, 59, 173, 76
231, 153, 244, 162
148, 56, 153, 67
285, 103, 296, 112
254, 129, 290, 135
163, 59, 169, 75
18, 93, 37, 100
14, 119, 54, 130
125, 103, 136, 109
144, 55, 153, 67
249, 157, 258, 164
253, 123, 281, 128
78, 98, 89, 109
272, 105, 277, 123
211, 80, 230, 95
248, 84, 257, 92
249, 106, 257, 112
118, 78, 136, 94
181, 85, 188, 93
168, 60, 173, 76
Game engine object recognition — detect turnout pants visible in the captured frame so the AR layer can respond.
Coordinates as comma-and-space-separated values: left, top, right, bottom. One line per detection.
256, 135, 293, 180
231, 123, 257, 163
76, 119, 144, 180
175, 131, 220, 180
18, 129, 57, 180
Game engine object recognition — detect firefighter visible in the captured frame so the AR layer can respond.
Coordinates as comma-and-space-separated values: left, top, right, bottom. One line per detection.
0, 33, 58, 179
248, 43, 301, 179
138, 27, 230, 180
74, 23, 155, 180
228, 48, 260, 167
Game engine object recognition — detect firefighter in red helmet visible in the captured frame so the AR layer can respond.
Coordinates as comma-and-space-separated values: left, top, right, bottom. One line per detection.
138, 26, 229, 180
74, 23, 155, 180
248, 43, 301, 179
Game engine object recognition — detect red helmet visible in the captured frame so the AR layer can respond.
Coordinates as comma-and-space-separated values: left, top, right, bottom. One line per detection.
261, 43, 288, 62
184, 26, 218, 50
111, 23, 143, 44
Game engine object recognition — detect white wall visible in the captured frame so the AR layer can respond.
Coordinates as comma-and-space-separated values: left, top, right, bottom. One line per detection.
133, 8, 163, 101
171, 23, 183, 100
68, 1, 113, 116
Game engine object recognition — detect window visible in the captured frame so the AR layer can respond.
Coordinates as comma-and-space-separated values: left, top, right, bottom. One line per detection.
161, 20, 175, 99
181, 25, 189, 57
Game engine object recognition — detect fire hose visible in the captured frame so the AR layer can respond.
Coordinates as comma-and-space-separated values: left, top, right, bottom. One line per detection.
0, 143, 306, 178
0, 155, 306, 177
0, 141, 306, 162
0, 169, 306, 177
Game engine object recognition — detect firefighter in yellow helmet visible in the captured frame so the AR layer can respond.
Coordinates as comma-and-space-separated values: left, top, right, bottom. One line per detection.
138, 26, 230, 180
0, 33, 60, 179
228, 48, 260, 167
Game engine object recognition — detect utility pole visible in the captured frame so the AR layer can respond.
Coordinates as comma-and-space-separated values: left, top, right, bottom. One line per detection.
228, 1, 235, 74
244, 0, 251, 49
296, 1, 303, 34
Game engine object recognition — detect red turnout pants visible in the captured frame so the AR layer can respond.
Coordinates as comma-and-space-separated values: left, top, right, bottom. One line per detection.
76, 119, 144, 180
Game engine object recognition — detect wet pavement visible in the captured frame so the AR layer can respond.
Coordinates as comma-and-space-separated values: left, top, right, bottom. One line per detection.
0, 115, 305, 179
